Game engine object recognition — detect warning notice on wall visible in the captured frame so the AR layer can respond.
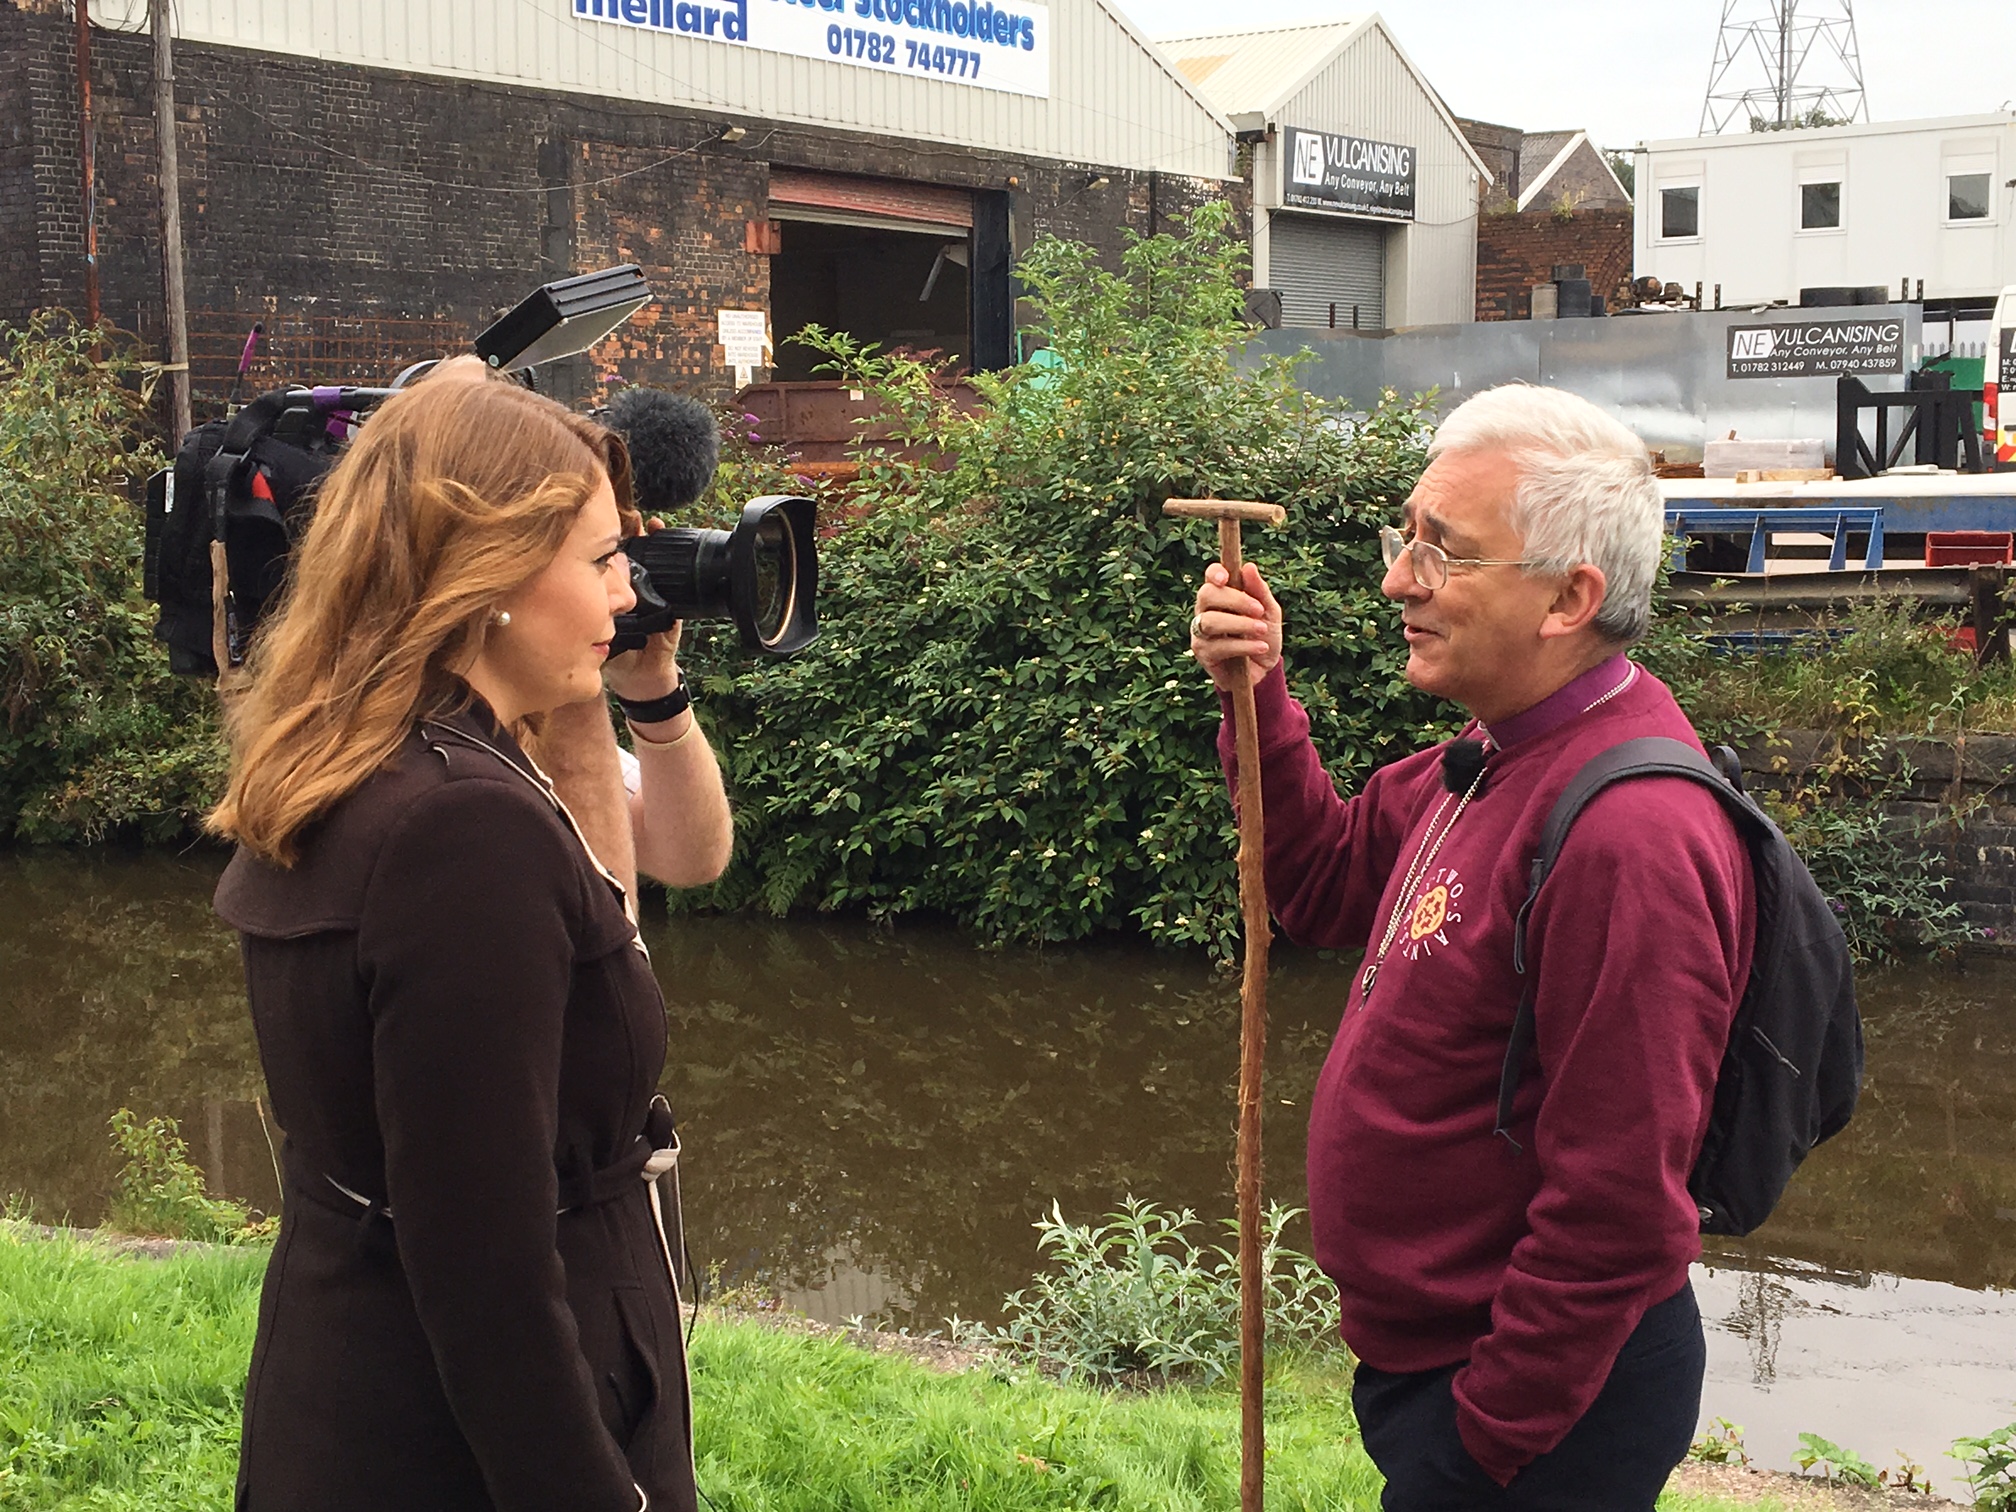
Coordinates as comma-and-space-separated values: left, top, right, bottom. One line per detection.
1725, 318, 1906, 379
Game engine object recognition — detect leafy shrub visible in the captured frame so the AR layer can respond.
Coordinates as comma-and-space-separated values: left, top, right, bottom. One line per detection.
1952, 1422, 2016, 1512
0, 316, 225, 842
1765, 757, 1975, 966
672, 203, 1452, 957
955, 1197, 1341, 1386
1642, 596, 1980, 965
105, 1110, 273, 1245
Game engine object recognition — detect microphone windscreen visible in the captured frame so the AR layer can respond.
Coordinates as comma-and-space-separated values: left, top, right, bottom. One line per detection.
602, 386, 720, 513
1441, 738, 1488, 796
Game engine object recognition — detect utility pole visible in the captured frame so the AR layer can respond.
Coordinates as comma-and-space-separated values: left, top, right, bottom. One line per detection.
74, 0, 98, 328
151, 0, 192, 441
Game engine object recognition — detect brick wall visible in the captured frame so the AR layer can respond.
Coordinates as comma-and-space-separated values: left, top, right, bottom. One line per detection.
8, 1, 1244, 402
1456, 117, 1522, 211
1746, 730, 2016, 951
1474, 206, 1632, 322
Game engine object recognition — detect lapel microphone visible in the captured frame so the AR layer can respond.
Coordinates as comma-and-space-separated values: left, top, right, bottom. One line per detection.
1441, 737, 1489, 796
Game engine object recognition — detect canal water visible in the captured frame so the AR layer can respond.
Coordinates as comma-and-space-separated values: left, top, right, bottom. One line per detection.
3, 847, 2012, 1495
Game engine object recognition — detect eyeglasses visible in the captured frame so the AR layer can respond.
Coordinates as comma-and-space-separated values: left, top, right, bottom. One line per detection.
1378, 526, 1541, 590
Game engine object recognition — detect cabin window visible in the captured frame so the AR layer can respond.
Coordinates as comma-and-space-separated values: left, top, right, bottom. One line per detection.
1948, 171, 1991, 221
1800, 180, 1841, 230
1660, 185, 1700, 239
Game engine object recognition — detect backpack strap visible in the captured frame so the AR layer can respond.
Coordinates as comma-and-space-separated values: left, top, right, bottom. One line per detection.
1494, 736, 1766, 1151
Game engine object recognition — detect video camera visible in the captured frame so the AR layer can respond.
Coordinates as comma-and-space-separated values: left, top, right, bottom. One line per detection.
143, 266, 819, 677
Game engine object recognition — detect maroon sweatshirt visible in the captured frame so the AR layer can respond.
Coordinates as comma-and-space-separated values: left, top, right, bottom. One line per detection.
1220, 655, 1753, 1485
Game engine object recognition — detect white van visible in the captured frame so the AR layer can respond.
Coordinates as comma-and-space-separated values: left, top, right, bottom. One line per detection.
1994, 285, 2016, 468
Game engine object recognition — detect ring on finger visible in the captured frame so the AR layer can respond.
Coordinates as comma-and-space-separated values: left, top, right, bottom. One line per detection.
1189, 613, 1206, 638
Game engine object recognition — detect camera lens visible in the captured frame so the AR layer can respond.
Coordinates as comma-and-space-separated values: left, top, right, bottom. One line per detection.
752, 512, 796, 648
611, 495, 818, 657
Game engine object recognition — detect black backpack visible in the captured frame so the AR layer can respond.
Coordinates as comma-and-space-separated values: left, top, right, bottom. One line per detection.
1494, 736, 1863, 1237
145, 388, 341, 676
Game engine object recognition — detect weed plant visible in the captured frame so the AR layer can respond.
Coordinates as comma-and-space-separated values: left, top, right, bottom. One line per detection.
105, 1110, 274, 1246
1953, 1423, 2016, 1512
959, 1198, 1340, 1385
1792, 1431, 1882, 1488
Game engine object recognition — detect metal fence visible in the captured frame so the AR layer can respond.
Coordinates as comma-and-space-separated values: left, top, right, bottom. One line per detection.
1250, 304, 1927, 463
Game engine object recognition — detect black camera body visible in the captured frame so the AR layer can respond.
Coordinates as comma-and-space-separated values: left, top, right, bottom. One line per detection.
143, 268, 819, 674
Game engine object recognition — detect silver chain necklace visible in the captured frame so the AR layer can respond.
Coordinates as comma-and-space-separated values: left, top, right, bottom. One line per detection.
1358, 661, 1638, 1002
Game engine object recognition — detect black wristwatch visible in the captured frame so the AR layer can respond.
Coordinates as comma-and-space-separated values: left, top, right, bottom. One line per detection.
615, 673, 692, 725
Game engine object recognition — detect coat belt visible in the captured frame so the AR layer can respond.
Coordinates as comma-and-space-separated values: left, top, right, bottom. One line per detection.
288, 1096, 682, 1223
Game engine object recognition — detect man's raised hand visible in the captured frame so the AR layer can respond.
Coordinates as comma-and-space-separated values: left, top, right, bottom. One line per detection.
1190, 562, 1282, 692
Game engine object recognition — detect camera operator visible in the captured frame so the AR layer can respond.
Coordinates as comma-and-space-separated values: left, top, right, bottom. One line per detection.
526, 386, 733, 903
209, 357, 708, 1512
528, 545, 732, 903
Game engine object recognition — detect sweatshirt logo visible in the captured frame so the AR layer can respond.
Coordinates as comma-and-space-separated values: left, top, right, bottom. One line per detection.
1404, 866, 1465, 960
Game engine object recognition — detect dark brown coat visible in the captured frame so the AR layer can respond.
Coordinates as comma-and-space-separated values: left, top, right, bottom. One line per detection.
216, 701, 696, 1512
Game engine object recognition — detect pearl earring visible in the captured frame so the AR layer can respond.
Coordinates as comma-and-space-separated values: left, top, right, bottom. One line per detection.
492, 610, 512, 628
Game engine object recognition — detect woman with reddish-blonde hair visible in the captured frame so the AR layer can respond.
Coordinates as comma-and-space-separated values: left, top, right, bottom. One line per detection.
210, 358, 724, 1512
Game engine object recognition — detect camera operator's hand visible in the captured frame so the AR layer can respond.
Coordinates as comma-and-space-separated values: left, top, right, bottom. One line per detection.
603, 517, 683, 704
1190, 562, 1282, 693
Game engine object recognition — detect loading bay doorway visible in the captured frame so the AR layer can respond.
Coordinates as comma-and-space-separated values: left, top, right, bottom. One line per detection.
770, 220, 971, 379
765, 170, 1012, 379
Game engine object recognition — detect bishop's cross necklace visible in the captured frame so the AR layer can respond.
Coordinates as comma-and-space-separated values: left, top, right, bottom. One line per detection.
1357, 661, 1638, 1002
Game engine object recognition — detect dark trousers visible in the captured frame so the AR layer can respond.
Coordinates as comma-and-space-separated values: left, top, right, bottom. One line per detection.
1351, 1283, 1704, 1512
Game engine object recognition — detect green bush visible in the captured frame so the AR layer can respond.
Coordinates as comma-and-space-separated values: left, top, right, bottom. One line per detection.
0, 316, 225, 842
958, 1197, 1343, 1386
1641, 596, 1980, 965
673, 203, 1453, 957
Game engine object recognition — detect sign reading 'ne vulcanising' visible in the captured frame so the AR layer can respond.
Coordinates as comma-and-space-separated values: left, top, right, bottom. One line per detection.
1725, 319, 1906, 379
573, 0, 1049, 97
1282, 126, 1416, 221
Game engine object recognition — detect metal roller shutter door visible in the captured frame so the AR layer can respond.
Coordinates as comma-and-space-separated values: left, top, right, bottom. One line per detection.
1270, 213, 1385, 330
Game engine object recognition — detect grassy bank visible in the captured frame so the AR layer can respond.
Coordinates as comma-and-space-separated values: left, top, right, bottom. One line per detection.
0, 1229, 1804, 1512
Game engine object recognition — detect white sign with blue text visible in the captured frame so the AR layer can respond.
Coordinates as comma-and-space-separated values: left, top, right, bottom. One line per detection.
574, 0, 1050, 97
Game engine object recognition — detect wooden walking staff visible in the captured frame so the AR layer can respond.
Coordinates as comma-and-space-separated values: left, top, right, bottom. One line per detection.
1163, 497, 1287, 1512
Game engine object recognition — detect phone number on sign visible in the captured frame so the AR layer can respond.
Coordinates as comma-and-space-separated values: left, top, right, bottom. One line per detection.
826, 24, 983, 75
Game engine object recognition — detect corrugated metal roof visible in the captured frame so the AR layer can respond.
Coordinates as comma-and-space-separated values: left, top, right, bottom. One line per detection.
1157, 19, 1369, 118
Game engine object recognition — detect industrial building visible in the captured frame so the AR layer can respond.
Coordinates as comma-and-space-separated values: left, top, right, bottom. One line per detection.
1634, 113, 2016, 321
1159, 16, 1486, 332
2, 0, 1241, 403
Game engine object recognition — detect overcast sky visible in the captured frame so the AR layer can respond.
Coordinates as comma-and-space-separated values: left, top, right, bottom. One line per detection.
1110, 0, 2016, 150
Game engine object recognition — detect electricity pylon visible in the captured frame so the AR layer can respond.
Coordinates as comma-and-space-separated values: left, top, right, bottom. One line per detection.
1699, 0, 1869, 135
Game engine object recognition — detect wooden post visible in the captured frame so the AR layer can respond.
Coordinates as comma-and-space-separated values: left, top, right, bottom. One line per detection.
75, 0, 98, 329
1163, 497, 1287, 1512
151, 0, 192, 443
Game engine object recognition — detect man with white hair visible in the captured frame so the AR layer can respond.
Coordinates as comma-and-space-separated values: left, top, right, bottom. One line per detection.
1190, 384, 1753, 1510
